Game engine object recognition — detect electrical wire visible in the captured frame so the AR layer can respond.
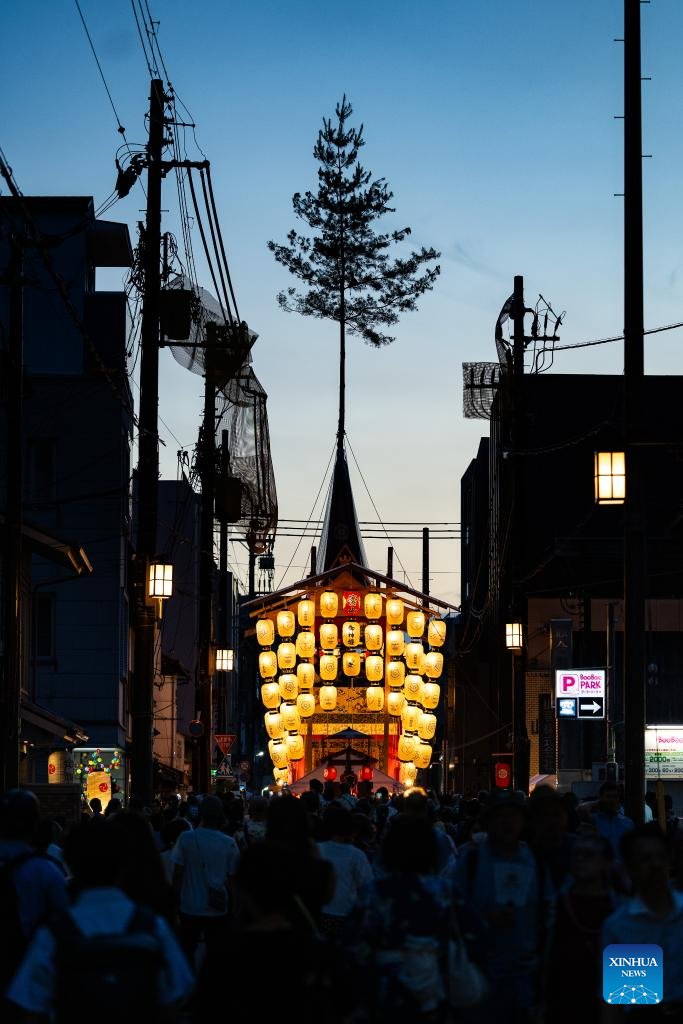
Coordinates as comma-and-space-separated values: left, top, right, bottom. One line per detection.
553, 319, 683, 352
275, 443, 337, 589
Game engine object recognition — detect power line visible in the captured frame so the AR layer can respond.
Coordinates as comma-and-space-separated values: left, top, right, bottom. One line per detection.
554, 319, 683, 352
74, 1, 126, 137
275, 443, 336, 589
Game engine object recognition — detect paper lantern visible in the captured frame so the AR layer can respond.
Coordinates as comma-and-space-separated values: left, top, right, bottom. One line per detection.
273, 767, 289, 784
319, 654, 338, 681
297, 599, 315, 628
386, 598, 404, 626
398, 733, 418, 763
297, 662, 315, 689
407, 610, 426, 638
259, 650, 277, 679
256, 618, 275, 647
319, 623, 338, 650
595, 450, 626, 505
297, 692, 316, 718
342, 621, 361, 647
401, 702, 421, 732
296, 631, 316, 659
261, 682, 280, 709
278, 674, 298, 701
418, 711, 437, 740
148, 562, 173, 599
505, 622, 524, 652
387, 690, 405, 716
364, 592, 383, 619
277, 642, 296, 670
265, 711, 284, 740
359, 765, 373, 781
323, 765, 337, 781
403, 674, 423, 700
286, 734, 305, 761
386, 630, 405, 657
385, 660, 405, 687
343, 651, 360, 677
401, 762, 418, 785
365, 655, 384, 682
280, 703, 301, 733
277, 610, 295, 638
428, 619, 447, 648
405, 642, 425, 672
215, 648, 234, 672
366, 685, 384, 712
268, 739, 289, 769
319, 685, 337, 711
365, 624, 383, 651
414, 741, 432, 769
320, 591, 338, 618
424, 651, 443, 679
421, 682, 441, 710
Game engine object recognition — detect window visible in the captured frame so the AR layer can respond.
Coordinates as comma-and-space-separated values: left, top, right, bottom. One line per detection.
34, 593, 55, 660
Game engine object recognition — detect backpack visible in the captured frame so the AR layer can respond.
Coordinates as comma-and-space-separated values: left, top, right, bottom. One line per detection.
0, 850, 36, 990
50, 905, 165, 1024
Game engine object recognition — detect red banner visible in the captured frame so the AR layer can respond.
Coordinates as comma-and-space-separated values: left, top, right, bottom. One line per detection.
215, 734, 236, 756
342, 591, 362, 616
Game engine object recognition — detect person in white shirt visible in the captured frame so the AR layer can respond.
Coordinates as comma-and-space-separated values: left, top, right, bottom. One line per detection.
318, 803, 373, 935
170, 796, 239, 960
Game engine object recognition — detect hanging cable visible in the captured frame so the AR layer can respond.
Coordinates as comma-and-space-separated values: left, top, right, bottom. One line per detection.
204, 165, 240, 323
198, 169, 234, 323
275, 443, 336, 589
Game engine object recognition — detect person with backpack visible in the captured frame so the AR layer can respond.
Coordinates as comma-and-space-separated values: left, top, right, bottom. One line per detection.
0, 789, 69, 1001
6, 817, 193, 1023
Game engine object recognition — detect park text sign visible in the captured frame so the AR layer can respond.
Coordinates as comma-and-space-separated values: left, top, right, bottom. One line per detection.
555, 669, 605, 720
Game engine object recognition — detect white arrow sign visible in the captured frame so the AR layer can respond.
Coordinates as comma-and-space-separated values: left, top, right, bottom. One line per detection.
580, 701, 601, 714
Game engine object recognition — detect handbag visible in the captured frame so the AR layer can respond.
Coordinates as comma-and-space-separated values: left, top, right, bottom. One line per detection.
447, 925, 487, 1008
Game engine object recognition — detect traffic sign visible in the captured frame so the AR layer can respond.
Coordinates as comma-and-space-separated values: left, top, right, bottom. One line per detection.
578, 697, 604, 719
557, 697, 577, 718
215, 734, 236, 756
555, 669, 605, 700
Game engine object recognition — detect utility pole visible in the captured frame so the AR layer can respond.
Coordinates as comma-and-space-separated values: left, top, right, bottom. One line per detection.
511, 273, 530, 793
197, 321, 218, 794
1, 236, 23, 791
131, 79, 166, 806
623, 0, 646, 823
217, 429, 229, 738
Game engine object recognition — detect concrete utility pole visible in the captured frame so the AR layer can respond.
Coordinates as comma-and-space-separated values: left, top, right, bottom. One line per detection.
622, 0, 646, 823
0, 236, 23, 791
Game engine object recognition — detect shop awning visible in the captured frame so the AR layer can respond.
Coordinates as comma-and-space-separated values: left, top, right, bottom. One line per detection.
21, 699, 89, 745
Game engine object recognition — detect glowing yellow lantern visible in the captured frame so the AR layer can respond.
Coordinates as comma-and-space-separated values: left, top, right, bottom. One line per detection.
256, 618, 275, 646
297, 599, 315, 628
261, 682, 280, 709
148, 562, 173, 599
280, 703, 301, 733
424, 651, 443, 679
403, 674, 422, 700
405, 642, 425, 672
269, 739, 289, 769
297, 662, 315, 689
319, 685, 337, 711
342, 621, 361, 647
343, 651, 360, 677
386, 598, 404, 626
364, 592, 383, 619
595, 450, 626, 505
401, 762, 418, 785
398, 733, 418, 763
366, 685, 384, 712
286, 734, 305, 761
296, 631, 316, 659
278, 674, 298, 701
277, 642, 296, 670
421, 682, 441, 710
386, 630, 405, 657
414, 741, 432, 769
428, 619, 447, 648
418, 711, 437, 740
365, 655, 384, 682
319, 623, 338, 650
273, 766, 289, 784
401, 702, 421, 732
259, 650, 277, 679
505, 622, 524, 653
365, 624, 383, 651
385, 660, 405, 687
297, 692, 316, 718
407, 610, 426, 638
320, 591, 338, 618
265, 711, 284, 740
319, 654, 338, 681
277, 609, 295, 638
387, 690, 405, 716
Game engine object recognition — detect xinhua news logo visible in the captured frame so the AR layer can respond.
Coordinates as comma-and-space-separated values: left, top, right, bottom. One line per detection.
603, 944, 663, 1006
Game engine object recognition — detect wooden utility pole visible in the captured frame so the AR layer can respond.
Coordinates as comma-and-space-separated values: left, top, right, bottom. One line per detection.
131, 79, 166, 806
1, 236, 23, 791
623, 0, 646, 823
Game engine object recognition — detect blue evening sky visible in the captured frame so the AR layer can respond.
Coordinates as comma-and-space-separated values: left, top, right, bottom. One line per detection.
3, 1, 683, 602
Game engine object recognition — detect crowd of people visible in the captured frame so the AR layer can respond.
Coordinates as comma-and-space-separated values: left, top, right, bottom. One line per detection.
1, 778, 682, 1023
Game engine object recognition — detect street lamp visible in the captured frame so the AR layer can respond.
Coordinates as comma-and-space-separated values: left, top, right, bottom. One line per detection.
215, 648, 234, 672
594, 451, 626, 505
148, 561, 173, 599
505, 622, 524, 653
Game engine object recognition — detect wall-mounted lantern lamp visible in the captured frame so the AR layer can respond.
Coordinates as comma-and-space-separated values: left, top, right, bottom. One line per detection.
594, 451, 625, 505
215, 648, 234, 672
505, 622, 524, 653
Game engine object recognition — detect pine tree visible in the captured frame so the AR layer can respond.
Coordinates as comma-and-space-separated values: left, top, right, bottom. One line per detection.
268, 96, 440, 450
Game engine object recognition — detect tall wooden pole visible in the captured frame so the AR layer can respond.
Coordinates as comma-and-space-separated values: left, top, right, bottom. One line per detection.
198, 322, 218, 793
